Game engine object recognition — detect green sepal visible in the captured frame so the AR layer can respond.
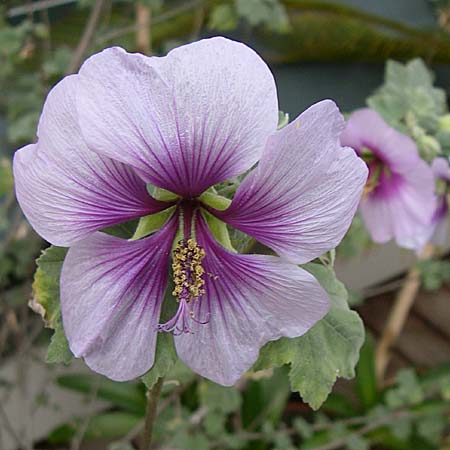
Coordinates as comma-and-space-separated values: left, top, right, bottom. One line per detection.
201, 210, 235, 252
254, 262, 364, 410
132, 206, 176, 240
199, 191, 231, 211
278, 110, 290, 129
152, 186, 179, 202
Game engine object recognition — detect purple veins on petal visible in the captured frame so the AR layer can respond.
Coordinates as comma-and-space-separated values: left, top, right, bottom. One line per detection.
76, 37, 278, 198
173, 216, 330, 386
13, 74, 170, 247
214, 100, 368, 264
60, 216, 178, 381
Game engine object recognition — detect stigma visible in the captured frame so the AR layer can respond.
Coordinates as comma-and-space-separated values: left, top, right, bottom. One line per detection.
158, 239, 209, 335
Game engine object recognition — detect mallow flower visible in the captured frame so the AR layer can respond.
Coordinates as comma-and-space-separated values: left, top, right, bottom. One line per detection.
13, 37, 367, 385
340, 108, 436, 250
421, 157, 450, 247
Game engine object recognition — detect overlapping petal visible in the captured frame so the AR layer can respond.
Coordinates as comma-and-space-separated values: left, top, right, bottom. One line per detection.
359, 168, 437, 248
13, 75, 167, 247
174, 216, 329, 386
60, 216, 177, 381
76, 37, 278, 197
214, 100, 368, 264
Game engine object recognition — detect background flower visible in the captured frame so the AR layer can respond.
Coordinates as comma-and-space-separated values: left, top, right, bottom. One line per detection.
340, 108, 436, 250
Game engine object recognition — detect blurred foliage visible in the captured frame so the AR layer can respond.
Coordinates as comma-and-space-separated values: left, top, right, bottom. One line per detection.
418, 259, 450, 290
368, 58, 449, 161
48, 334, 450, 449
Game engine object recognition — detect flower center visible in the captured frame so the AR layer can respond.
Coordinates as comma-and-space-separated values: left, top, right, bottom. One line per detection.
172, 238, 206, 301
158, 207, 209, 335
360, 147, 393, 198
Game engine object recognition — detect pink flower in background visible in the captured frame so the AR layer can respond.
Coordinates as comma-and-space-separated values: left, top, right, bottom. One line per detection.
423, 157, 450, 247
14, 38, 367, 385
340, 108, 436, 250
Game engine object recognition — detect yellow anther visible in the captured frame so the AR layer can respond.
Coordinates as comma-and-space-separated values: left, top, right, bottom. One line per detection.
172, 239, 206, 302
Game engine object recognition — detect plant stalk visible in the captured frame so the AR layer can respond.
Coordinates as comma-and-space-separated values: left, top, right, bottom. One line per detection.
140, 377, 164, 450
375, 243, 434, 386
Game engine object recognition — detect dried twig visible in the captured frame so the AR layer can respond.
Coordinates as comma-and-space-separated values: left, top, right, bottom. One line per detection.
375, 243, 434, 385
97, 0, 205, 45
136, 2, 152, 54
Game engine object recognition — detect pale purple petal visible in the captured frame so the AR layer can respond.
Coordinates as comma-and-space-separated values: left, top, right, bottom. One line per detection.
214, 100, 368, 264
432, 157, 450, 182
359, 172, 436, 249
60, 217, 177, 381
13, 75, 167, 247
340, 108, 418, 171
76, 38, 278, 197
174, 216, 329, 386
341, 109, 437, 249
430, 213, 450, 247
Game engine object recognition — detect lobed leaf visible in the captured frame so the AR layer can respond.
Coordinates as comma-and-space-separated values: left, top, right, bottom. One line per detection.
254, 263, 364, 410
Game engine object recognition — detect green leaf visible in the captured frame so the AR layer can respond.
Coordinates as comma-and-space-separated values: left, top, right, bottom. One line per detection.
385, 369, 424, 408
199, 380, 241, 414
102, 219, 139, 238
235, 0, 290, 33
85, 412, 141, 439
141, 332, 178, 390
368, 58, 447, 134
346, 434, 369, 450
208, 4, 238, 31
46, 321, 72, 364
242, 367, 290, 428
132, 206, 176, 240
57, 373, 146, 415
48, 412, 141, 444
31, 246, 73, 364
254, 263, 364, 409
417, 413, 447, 444
0, 158, 13, 195
355, 333, 378, 411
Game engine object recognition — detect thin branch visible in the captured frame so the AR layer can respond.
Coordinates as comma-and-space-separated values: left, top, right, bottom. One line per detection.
97, 0, 205, 46
307, 411, 412, 450
66, 0, 107, 74
6, 0, 76, 18
136, 2, 152, 54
